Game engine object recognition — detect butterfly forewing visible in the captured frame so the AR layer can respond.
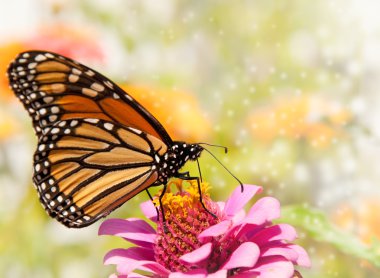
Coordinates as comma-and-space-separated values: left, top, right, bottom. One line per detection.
34, 118, 165, 227
7, 50, 172, 144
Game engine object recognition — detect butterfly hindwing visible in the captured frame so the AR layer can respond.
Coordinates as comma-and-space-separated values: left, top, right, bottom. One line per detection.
7, 50, 172, 144
34, 118, 167, 227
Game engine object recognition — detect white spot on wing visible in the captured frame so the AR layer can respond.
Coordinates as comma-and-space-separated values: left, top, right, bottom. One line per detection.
68, 74, 79, 83
104, 123, 114, 130
125, 94, 134, 101
35, 54, 47, 61
43, 96, 54, 103
51, 106, 60, 114
85, 70, 95, 76
28, 62, 37, 69
82, 88, 98, 97
91, 82, 105, 92
49, 115, 58, 122
51, 128, 60, 134
70, 120, 79, 127
104, 80, 114, 89
85, 118, 99, 124
72, 68, 82, 75
128, 127, 142, 134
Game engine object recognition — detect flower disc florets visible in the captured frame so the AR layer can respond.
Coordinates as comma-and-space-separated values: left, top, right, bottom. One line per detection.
153, 180, 219, 272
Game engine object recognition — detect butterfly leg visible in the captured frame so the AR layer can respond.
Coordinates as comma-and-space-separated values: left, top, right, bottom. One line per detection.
158, 184, 169, 233
177, 171, 190, 177
179, 175, 216, 219
146, 189, 160, 221
146, 186, 169, 232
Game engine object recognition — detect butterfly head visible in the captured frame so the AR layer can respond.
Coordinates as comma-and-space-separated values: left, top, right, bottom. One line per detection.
172, 142, 204, 161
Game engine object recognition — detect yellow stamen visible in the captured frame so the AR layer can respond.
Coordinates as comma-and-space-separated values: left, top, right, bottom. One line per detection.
153, 179, 211, 218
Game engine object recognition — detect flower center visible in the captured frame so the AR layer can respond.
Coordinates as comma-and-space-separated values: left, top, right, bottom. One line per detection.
153, 179, 220, 273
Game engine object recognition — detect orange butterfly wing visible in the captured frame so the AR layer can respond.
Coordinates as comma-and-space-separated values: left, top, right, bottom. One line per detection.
34, 118, 167, 227
7, 50, 174, 227
7, 50, 172, 144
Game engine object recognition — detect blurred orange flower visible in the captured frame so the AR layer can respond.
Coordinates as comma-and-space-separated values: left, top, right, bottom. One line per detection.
121, 85, 211, 142
0, 110, 20, 142
0, 24, 104, 142
246, 96, 351, 148
0, 43, 26, 100
332, 196, 380, 245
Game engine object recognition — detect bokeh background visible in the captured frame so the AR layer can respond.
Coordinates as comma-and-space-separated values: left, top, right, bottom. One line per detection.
1, 0, 380, 277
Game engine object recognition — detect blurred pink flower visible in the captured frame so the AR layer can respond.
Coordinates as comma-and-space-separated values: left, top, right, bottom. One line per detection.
25, 24, 104, 62
99, 181, 310, 278
1, 25, 104, 100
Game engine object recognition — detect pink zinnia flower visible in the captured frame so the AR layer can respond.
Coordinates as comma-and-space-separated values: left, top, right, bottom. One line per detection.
99, 180, 310, 278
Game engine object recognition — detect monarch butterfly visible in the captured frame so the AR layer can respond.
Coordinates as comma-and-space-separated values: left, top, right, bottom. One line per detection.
7, 50, 209, 228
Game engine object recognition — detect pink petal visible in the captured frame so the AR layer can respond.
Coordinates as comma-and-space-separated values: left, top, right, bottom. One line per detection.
217, 201, 225, 211
112, 275, 148, 278
104, 247, 154, 264
244, 197, 280, 225
261, 245, 299, 263
119, 260, 169, 277
250, 256, 294, 278
180, 242, 213, 263
223, 185, 262, 218
169, 269, 207, 278
235, 224, 264, 242
198, 221, 231, 239
99, 218, 156, 248
251, 224, 297, 245
221, 242, 260, 270
140, 200, 158, 222
230, 272, 259, 278
127, 273, 147, 278
207, 270, 228, 278
231, 209, 247, 225
105, 250, 169, 277
287, 244, 311, 267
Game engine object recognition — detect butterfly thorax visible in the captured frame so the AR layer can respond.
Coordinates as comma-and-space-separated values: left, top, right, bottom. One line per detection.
156, 142, 203, 184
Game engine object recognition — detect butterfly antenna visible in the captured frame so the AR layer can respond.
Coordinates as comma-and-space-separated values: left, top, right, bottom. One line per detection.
198, 142, 228, 154
196, 158, 203, 182
202, 147, 244, 192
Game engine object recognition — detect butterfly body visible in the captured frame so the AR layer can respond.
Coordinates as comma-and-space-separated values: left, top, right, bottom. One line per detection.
156, 142, 203, 184
7, 50, 204, 228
